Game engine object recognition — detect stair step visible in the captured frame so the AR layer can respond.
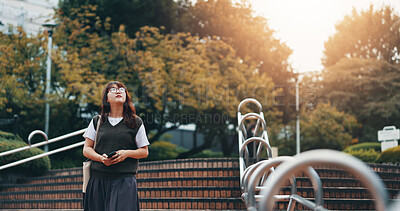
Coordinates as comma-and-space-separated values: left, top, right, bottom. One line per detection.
0, 189, 82, 200
279, 187, 400, 199
275, 198, 376, 210
0, 182, 81, 192
139, 197, 245, 210
295, 177, 400, 189
138, 176, 239, 188
295, 168, 400, 181
140, 158, 239, 170
138, 186, 241, 198
138, 167, 239, 178
0, 198, 82, 209
22, 175, 240, 187
42, 167, 240, 179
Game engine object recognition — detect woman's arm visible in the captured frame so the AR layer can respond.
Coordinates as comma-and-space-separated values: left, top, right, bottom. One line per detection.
83, 137, 115, 166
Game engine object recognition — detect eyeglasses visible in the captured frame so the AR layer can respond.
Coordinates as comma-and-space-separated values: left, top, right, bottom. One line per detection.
109, 87, 126, 93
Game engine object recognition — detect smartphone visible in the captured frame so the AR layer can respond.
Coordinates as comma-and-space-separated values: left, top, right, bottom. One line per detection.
106, 150, 117, 158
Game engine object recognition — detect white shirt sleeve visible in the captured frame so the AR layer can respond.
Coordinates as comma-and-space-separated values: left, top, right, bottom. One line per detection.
136, 124, 150, 148
82, 119, 96, 142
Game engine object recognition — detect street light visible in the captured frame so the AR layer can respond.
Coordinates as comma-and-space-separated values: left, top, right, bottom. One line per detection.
42, 22, 57, 152
295, 75, 300, 155
294, 71, 320, 155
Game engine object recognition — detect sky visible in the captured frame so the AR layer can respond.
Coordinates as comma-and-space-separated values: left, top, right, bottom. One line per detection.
251, 0, 400, 73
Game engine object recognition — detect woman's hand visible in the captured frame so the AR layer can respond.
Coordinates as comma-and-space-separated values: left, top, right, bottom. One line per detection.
101, 154, 116, 166
101, 147, 148, 165
108, 150, 128, 164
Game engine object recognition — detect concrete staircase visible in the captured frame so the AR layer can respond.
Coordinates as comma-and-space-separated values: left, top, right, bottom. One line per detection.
0, 158, 399, 210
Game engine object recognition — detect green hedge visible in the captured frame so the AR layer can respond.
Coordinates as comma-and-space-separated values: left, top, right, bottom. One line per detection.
345, 148, 380, 163
144, 140, 186, 161
377, 145, 400, 164
50, 148, 85, 169
189, 149, 224, 158
0, 131, 51, 175
344, 142, 381, 153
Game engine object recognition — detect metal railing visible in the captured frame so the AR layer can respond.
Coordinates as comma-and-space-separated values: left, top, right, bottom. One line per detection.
0, 128, 86, 171
238, 98, 400, 210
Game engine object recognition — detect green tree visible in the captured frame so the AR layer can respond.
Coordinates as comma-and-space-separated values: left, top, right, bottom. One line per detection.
323, 5, 400, 67
321, 4, 400, 142
321, 58, 400, 141
0, 27, 48, 139
58, 0, 295, 125
58, 0, 190, 36
188, 0, 294, 123
300, 103, 360, 151
53, 4, 281, 157
129, 26, 279, 157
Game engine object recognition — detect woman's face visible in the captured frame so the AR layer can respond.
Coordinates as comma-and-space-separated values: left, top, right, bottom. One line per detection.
107, 84, 126, 104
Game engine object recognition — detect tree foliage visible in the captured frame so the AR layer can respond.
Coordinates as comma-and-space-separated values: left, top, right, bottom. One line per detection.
58, 0, 190, 36
321, 58, 400, 141
130, 26, 278, 156
321, 4, 400, 142
58, 0, 295, 124
300, 103, 360, 151
323, 5, 400, 67
188, 0, 294, 123
1, 1, 291, 159
0, 27, 48, 138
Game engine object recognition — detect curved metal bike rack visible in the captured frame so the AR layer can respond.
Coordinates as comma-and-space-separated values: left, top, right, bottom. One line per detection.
259, 150, 390, 211
237, 98, 325, 210
238, 99, 399, 211
246, 156, 325, 211
237, 99, 272, 187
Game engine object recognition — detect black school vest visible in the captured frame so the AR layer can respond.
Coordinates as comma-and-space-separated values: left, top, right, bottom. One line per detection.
90, 115, 142, 179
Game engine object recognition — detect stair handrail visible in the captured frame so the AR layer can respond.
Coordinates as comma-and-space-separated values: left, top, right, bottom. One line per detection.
0, 128, 87, 171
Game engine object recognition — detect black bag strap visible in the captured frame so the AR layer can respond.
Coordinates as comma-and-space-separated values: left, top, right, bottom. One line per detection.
93, 115, 101, 150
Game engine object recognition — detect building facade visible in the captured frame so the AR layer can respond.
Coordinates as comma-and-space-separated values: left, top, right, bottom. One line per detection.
0, 0, 57, 34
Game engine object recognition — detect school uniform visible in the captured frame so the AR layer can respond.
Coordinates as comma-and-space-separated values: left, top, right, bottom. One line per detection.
83, 115, 149, 211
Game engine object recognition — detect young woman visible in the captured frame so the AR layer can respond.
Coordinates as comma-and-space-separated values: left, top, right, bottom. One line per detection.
83, 81, 149, 211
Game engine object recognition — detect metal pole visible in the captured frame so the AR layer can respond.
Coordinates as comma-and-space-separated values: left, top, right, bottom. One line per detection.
44, 29, 53, 152
296, 77, 300, 155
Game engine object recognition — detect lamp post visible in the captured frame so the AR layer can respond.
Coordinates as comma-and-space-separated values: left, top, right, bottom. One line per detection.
294, 71, 320, 155
42, 22, 57, 152
295, 76, 300, 155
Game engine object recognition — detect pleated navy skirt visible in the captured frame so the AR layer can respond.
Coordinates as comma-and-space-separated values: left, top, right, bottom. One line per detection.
84, 176, 140, 211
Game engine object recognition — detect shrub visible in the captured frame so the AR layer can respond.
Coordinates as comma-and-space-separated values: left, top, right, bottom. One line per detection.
345, 148, 380, 163
0, 131, 19, 141
376, 145, 400, 164
0, 131, 51, 175
189, 149, 224, 158
50, 148, 85, 169
344, 142, 381, 153
144, 140, 186, 161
